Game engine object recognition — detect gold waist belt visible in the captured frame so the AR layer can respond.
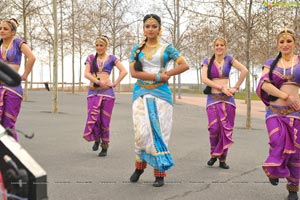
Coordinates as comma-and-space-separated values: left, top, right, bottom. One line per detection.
211, 94, 229, 100
136, 81, 164, 89
269, 105, 295, 115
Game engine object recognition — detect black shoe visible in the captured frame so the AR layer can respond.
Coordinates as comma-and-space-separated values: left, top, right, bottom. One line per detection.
92, 141, 100, 151
153, 177, 164, 187
207, 158, 217, 166
288, 192, 299, 200
219, 162, 230, 169
130, 169, 144, 182
269, 178, 279, 186
98, 149, 107, 157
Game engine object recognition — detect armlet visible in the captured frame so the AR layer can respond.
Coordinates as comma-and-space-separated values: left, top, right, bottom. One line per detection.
175, 56, 184, 64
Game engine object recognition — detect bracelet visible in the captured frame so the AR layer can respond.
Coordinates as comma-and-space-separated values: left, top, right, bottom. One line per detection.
283, 94, 290, 101
233, 86, 239, 90
155, 73, 161, 82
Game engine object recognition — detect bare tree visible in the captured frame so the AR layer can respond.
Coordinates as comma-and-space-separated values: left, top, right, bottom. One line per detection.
162, 0, 192, 102
104, 0, 133, 84
224, 0, 267, 129
53, 0, 58, 112
71, 0, 75, 94
60, 0, 66, 90
181, 0, 230, 93
8, 0, 43, 101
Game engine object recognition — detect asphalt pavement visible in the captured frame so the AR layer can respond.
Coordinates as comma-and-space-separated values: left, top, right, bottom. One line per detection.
14, 90, 290, 200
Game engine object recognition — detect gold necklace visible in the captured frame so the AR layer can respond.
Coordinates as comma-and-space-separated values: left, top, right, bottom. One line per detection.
97, 59, 105, 72
145, 43, 160, 60
0, 39, 13, 57
280, 56, 294, 79
215, 58, 224, 72
215, 59, 224, 65
146, 43, 158, 48
282, 55, 293, 62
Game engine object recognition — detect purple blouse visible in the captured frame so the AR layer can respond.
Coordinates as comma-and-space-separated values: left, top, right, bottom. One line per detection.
85, 54, 118, 74
0, 38, 24, 95
85, 54, 119, 98
0, 38, 24, 65
202, 55, 235, 107
202, 55, 234, 78
256, 56, 300, 106
264, 57, 300, 84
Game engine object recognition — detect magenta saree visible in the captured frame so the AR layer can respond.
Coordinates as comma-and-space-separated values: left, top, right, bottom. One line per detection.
83, 95, 115, 144
206, 94, 235, 158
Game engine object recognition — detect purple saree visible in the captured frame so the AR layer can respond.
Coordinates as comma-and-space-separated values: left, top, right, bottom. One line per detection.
0, 38, 25, 141
83, 54, 118, 145
0, 86, 22, 141
256, 58, 300, 186
263, 107, 300, 186
202, 55, 236, 159
83, 95, 115, 144
206, 94, 235, 158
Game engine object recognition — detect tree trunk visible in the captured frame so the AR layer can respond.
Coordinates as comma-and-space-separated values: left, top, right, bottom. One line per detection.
245, 0, 253, 129
52, 0, 58, 113
22, 0, 28, 102
71, 0, 75, 94
60, 0, 65, 91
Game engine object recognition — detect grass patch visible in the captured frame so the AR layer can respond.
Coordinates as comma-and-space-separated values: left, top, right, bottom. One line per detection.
234, 92, 261, 101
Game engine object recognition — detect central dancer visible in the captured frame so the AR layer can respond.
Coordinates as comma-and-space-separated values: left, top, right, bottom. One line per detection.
129, 14, 189, 187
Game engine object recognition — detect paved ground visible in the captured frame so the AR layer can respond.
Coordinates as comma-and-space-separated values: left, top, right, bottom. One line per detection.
176, 94, 266, 120
11, 91, 291, 200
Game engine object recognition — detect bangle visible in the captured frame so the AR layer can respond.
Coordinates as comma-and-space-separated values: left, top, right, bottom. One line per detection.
155, 73, 161, 82
283, 94, 290, 101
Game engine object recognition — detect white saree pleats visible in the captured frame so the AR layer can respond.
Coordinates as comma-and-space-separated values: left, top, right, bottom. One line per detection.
132, 94, 173, 156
